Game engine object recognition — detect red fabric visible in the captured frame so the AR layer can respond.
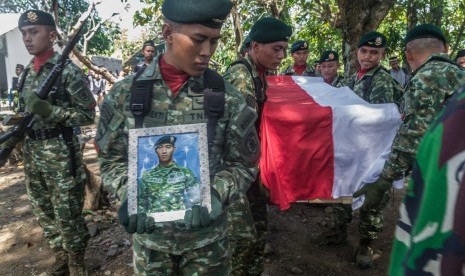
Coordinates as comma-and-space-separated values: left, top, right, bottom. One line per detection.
293, 64, 307, 76
159, 55, 189, 97
260, 76, 334, 210
33, 48, 54, 72
357, 68, 368, 80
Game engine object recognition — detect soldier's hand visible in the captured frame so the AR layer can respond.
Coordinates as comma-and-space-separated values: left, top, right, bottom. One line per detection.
184, 189, 223, 230
117, 200, 155, 234
26, 93, 53, 117
353, 176, 392, 210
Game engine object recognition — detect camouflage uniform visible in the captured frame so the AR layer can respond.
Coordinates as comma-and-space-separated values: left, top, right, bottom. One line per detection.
281, 64, 316, 76
224, 54, 268, 275
389, 85, 465, 275
138, 162, 199, 213
19, 52, 95, 253
347, 65, 404, 107
324, 65, 404, 244
329, 75, 343, 87
96, 54, 259, 275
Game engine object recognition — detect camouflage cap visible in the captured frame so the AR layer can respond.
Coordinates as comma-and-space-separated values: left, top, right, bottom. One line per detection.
404, 24, 446, 45
455, 49, 465, 62
357, 31, 386, 48
162, 0, 233, 29
155, 135, 177, 147
18, 10, 55, 29
290, 40, 308, 53
249, 17, 292, 43
319, 50, 339, 64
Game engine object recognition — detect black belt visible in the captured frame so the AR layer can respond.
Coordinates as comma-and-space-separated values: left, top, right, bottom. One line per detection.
27, 127, 62, 140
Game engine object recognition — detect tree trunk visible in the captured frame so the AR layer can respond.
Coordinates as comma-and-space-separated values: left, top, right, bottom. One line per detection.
337, 0, 394, 78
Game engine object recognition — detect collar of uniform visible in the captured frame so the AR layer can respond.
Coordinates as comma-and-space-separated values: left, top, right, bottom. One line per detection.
357, 64, 381, 79
26, 51, 59, 75
411, 52, 451, 77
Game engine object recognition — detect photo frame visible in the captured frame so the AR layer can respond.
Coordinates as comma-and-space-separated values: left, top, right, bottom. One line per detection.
128, 123, 211, 222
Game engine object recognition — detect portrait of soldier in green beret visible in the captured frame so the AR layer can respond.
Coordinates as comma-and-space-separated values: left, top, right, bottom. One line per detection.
138, 135, 201, 214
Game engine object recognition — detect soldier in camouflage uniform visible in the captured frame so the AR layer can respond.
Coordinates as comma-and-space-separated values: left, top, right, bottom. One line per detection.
96, 0, 259, 275
354, 24, 465, 268
319, 50, 343, 87
389, 84, 465, 275
138, 135, 200, 213
224, 17, 292, 275
12, 10, 95, 276
345, 31, 404, 106
318, 31, 404, 254
281, 40, 316, 76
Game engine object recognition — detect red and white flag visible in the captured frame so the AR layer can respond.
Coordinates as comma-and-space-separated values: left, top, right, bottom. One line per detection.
260, 76, 402, 210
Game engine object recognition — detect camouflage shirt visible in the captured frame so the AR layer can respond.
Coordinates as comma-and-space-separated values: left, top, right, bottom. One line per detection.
346, 65, 404, 106
96, 54, 259, 254
224, 55, 266, 128
382, 53, 465, 180
19, 52, 96, 173
281, 64, 316, 76
138, 162, 199, 213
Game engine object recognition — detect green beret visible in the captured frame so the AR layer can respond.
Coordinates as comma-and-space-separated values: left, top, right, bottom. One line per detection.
162, 0, 232, 29
357, 31, 386, 48
290, 40, 308, 54
18, 10, 55, 29
249, 17, 292, 43
404, 24, 446, 45
455, 49, 465, 62
155, 135, 177, 147
319, 50, 339, 63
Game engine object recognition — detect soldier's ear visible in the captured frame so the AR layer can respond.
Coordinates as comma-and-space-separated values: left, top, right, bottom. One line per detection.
162, 23, 173, 43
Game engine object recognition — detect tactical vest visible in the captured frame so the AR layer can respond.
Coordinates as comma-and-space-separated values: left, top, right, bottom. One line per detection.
129, 67, 225, 151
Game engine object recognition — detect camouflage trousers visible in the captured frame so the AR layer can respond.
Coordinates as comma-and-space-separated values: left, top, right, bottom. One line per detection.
228, 178, 268, 276
331, 189, 391, 240
25, 166, 89, 253
133, 236, 230, 275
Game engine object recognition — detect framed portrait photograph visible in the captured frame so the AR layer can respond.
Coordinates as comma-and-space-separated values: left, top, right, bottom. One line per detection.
127, 123, 211, 222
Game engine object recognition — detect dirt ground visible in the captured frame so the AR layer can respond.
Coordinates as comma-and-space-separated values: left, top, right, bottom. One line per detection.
0, 139, 404, 276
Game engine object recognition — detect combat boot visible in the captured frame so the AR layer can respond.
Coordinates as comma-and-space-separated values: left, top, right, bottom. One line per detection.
68, 251, 88, 276
46, 248, 69, 276
354, 238, 374, 269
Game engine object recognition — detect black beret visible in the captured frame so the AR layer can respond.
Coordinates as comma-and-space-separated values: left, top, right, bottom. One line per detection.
455, 49, 465, 62
404, 24, 446, 45
357, 31, 386, 48
249, 17, 292, 43
162, 0, 232, 29
290, 40, 308, 54
16, 64, 24, 70
319, 50, 339, 63
142, 40, 155, 49
155, 135, 177, 147
18, 10, 55, 29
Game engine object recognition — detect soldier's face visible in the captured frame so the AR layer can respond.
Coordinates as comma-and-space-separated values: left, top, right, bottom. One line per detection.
357, 46, 384, 70
15, 68, 23, 76
319, 61, 339, 81
20, 25, 56, 56
291, 49, 309, 66
252, 41, 288, 70
142, 46, 156, 63
457, 56, 465, 68
163, 23, 221, 77
156, 144, 175, 164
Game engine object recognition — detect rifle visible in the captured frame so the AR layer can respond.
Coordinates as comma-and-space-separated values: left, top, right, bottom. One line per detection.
0, 22, 86, 167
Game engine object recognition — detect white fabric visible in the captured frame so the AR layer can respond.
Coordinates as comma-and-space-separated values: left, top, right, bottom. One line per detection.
292, 77, 403, 209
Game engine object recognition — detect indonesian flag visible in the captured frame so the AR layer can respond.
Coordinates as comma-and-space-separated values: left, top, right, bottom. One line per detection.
260, 76, 402, 210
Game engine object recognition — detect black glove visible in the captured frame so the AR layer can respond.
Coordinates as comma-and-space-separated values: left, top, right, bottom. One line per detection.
117, 200, 155, 234
26, 93, 53, 117
353, 176, 392, 210
184, 189, 223, 229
